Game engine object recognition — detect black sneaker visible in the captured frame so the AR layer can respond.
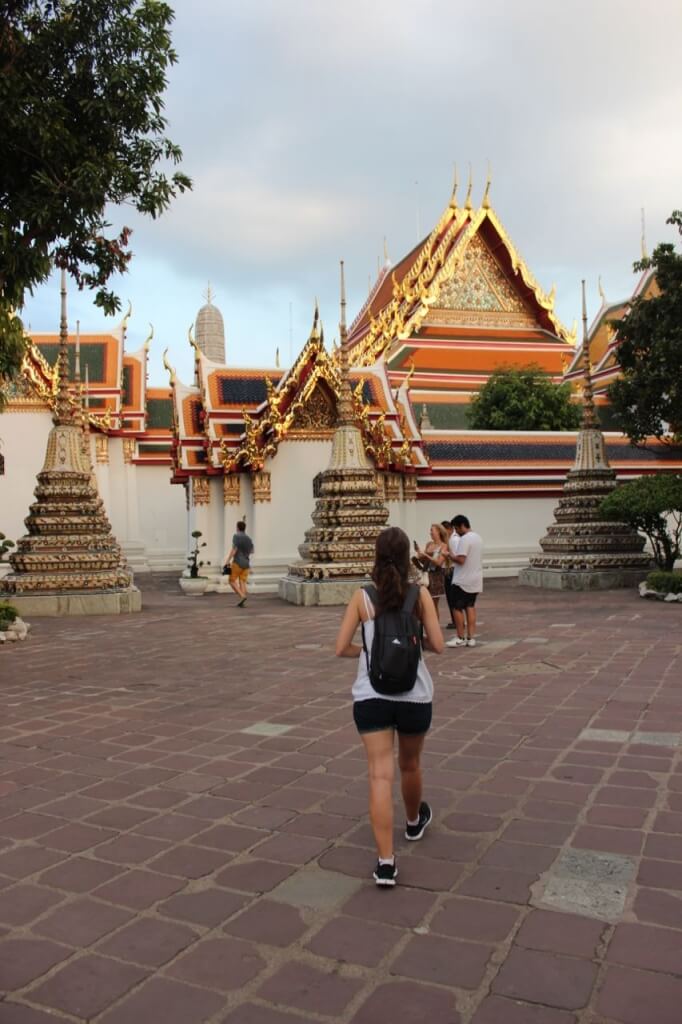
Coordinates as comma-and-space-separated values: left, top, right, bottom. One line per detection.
405, 801, 432, 841
373, 860, 398, 887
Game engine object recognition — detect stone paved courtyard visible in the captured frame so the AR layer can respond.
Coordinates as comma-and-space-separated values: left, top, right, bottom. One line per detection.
0, 576, 681, 1024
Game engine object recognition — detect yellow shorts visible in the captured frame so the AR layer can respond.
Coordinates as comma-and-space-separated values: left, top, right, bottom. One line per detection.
230, 563, 249, 583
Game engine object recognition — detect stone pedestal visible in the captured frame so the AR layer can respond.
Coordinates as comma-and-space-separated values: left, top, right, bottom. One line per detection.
518, 566, 647, 591
8, 587, 141, 617
279, 575, 369, 606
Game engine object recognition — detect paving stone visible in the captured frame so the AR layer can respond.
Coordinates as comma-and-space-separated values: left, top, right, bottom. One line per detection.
349, 981, 460, 1023
342, 884, 437, 928
98, 976, 226, 1024
597, 964, 682, 1024
607, 921, 682, 974
252, 831, 331, 864
492, 946, 597, 1009
0, 1004, 73, 1024
149, 844, 229, 878
220, 1005, 312, 1024
269, 863, 361, 909
515, 908, 606, 957
94, 869, 185, 909
160, 887, 248, 927
307, 914, 402, 966
481, 840, 558, 873
215, 859, 295, 893
0, 937, 72, 990
391, 932, 493, 989
631, 731, 681, 747
633, 887, 682, 929
167, 936, 266, 991
257, 960, 364, 1015
191, 822, 264, 851
571, 825, 644, 856
578, 729, 630, 743
637, 858, 682, 891
35, 896, 132, 946
97, 916, 198, 966
31, 954, 148, 1019
644, 833, 682, 861
0, 845, 65, 879
94, 833, 170, 864
470, 995, 577, 1024
586, 805, 648, 829
502, 819, 574, 846
457, 867, 536, 905
224, 898, 307, 946
0, 883, 64, 925
430, 896, 521, 942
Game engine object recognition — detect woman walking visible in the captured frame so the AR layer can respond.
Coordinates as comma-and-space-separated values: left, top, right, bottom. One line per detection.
335, 527, 444, 886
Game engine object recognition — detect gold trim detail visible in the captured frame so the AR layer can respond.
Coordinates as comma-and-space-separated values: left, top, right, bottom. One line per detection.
95, 435, 109, 465
192, 476, 210, 506
223, 474, 241, 505
252, 470, 271, 503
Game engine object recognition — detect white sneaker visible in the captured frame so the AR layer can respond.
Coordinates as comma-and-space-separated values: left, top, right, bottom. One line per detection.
446, 637, 467, 647
467, 638, 476, 647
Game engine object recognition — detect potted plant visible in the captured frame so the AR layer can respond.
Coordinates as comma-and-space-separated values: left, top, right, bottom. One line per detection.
179, 530, 211, 595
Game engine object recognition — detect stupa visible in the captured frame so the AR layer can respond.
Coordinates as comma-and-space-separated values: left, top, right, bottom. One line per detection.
519, 282, 652, 590
279, 263, 390, 605
0, 273, 141, 615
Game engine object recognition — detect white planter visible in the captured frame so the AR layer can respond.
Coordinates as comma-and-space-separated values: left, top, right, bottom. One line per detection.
179, 577, 210, 596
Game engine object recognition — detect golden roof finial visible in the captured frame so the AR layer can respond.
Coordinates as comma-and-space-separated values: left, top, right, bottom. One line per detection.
143, 323, 154, 352
275, 347, 280, 369
547, 283, 556, 307
482, 162, 492, 209
120, 300, 132, 338
188, 323, 198, 352
449, 162, 459, 210
339, 260, 347, 343
465, 164, 473, 210
310, 300, 321, 341
598, 276, 606, 305
162, 347, 177, 385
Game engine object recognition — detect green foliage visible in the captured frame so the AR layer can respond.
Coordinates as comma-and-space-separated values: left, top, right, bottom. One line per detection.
0, 533, 16, 561
600, 473, 682, 571
0, 0, 192, 398
187, 530, 208, 579
0, 600, 19, 630
607, 211, 682, 445
645, 570, 682, 595
467, 364, 582, 431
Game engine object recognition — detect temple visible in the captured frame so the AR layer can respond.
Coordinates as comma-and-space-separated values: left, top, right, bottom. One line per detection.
1, 179, 680, 592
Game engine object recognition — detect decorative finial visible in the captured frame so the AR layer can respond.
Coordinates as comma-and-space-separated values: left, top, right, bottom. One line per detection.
547, 283, 556, 306
120, 300, 132, 337
598, 276, 606, 305
275, 347, 280, 369
580, 280, 597, 430
204, 281, 214, 304
419, 403, 433, 431
143, 324, 154, 351
449, 163, 459, 209
310, 300, 321, 341
383, 237, 390, 266
84, 365, 90, 411
339, 260, 347, 343
405, 359, 415, 389
640, 208, 648, 261
54, 268, 73, 425
74, 319, 81, 384
465, 164, 473, 210
162, 347, 177, 384
482, 162, 491, 209
188, 323, 198, 351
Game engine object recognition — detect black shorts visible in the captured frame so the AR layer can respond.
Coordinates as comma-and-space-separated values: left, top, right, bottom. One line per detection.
450, 584, 478, 610
353, 699, 432, 735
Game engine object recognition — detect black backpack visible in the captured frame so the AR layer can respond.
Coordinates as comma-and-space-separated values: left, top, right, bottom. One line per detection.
361, 584, 422, 696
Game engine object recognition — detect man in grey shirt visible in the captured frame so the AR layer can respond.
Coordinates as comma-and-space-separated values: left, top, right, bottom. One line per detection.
224, 520, 254, 608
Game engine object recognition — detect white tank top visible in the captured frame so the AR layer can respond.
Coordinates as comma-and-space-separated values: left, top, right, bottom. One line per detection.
352, 589, 434, 704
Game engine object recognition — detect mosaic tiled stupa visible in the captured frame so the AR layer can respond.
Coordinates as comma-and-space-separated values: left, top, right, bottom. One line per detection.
519, 283, 652, 590
279, 264, 390, 605
0, 274, 141, 615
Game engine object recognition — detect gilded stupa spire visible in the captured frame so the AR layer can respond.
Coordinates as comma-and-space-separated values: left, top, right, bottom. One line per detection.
579, 280, 598, 433
336, 260, 354, 426
54, 269, 73, 425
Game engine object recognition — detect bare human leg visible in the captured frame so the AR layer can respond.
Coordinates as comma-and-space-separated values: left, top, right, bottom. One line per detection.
466, 604, 477, 639
361, 729, 395, 859
398, 732, 425, 822
454, 607, 467, 639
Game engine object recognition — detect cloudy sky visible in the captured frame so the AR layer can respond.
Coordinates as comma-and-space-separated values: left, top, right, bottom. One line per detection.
23, 0, 682, 386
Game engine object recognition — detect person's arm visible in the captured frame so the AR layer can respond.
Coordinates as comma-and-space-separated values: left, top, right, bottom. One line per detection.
417, 542, 443, 567
224, 546, 236, 566
335, 590, 364, 658
418, 586, 444, 653
452, 534, 470, 565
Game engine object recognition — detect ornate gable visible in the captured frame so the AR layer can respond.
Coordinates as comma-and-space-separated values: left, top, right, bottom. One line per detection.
436, 234, 532, 319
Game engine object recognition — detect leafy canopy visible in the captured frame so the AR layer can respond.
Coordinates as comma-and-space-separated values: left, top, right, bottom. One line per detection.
600, 473, 682, 572
0, 0, 191, 400
607, 211, 682, 445
467, 364, 582, 431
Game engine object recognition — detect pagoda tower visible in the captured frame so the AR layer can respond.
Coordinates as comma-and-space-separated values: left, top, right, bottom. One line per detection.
0, 273, 141, 615
279, 263, 390, 605
519, 282, 652, 590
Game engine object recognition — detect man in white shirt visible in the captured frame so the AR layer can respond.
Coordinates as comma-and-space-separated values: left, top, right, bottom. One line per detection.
445, 515, 483, 649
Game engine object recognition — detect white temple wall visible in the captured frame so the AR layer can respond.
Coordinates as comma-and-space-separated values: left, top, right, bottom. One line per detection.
0, 408, 53, 545
136, 466, 185, 571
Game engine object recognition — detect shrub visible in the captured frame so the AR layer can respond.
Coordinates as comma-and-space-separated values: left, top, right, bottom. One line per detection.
645, 570, 682, 595
0, 600, 19, 630
600, 474, 682, 571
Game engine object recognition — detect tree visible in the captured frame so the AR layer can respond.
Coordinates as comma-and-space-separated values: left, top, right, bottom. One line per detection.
607, 211, 682, 446
0, 0, 191, 405
467, 365, 582, 431
600, 473, 682, 571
